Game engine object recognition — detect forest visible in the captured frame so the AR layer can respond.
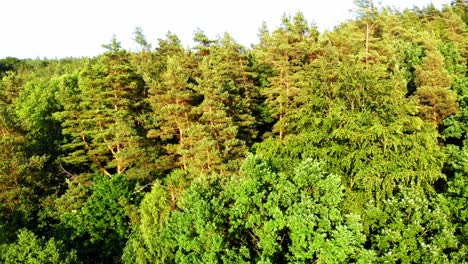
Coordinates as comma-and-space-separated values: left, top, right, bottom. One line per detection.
0, 0, 467, 263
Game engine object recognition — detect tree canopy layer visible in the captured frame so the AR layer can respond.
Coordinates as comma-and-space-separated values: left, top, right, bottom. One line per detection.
0, 1, 467, 263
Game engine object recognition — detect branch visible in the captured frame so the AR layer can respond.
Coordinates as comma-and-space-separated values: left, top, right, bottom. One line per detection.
59, 163, 77, 178
133, 183, 153, 194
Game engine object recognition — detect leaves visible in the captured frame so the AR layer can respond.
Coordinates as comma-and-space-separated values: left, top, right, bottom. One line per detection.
0, 229, 77, 264
366, 189, 460, 263
1, 3, 467, 263
60, 174, 136, 262
132, 156, 372, 263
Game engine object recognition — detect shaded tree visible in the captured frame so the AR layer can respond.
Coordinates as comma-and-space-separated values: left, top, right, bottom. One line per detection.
60, 174, 137, 263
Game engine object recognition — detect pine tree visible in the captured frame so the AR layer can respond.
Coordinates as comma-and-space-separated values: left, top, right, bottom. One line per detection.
353, 0, 378, 66
216, 33, 258, 145
56, 38, 147, 178
254, 13, 318, 141
260, 46, 445, 204
147, 53, 198, 172
192, 49, 242, 173
189, 33, 257, 174
414, 49, 459, 126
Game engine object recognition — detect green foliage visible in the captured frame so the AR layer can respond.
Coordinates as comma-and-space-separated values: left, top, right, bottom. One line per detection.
366, 189, 461, 263
0, 134, 53, 233
254, 12, 318, 141
0, 57, 21, 77
446, 170, 468, 259
0, 229, 78, 264
260, 53, 445, 204
1, 3, 467, 263
146, 49, 199, 172
190, 34, 255, 173
15, 78, 61, 135
443, 76, 468, 146
60, 174, 136, 262
0, 71, 24, 129
133, 27, 152, 51
14, 77, 64, 156
413, 48, 459, 126
134, 157, 373, 263
102, 35, 123, 53
55, 47, 151, 179
441, 61, 468, 257
122, 181, 173, 263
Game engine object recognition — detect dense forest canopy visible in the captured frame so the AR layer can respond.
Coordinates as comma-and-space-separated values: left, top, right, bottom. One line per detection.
1, 1, 467, 263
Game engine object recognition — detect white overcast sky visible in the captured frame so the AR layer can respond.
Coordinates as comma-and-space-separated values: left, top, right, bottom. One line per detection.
0, 0, 453, 59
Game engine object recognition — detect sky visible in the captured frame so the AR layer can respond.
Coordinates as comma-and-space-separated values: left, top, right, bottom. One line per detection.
0, 0, 453, 59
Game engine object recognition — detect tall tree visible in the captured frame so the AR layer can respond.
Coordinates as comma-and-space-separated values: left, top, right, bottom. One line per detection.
413, 48, 459, 126
147, 53, 198, 172
254, 13, 318, 141
353, 0, 378, 66
257, 47, 444, 206
56, 38, 148, 178
132, 27, 152, 52
189, 33, 258, 174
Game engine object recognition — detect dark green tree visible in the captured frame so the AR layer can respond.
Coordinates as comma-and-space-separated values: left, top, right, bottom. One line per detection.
190, 33, 257, 173
0, 57, 21, 78
60, 174, 137, 262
